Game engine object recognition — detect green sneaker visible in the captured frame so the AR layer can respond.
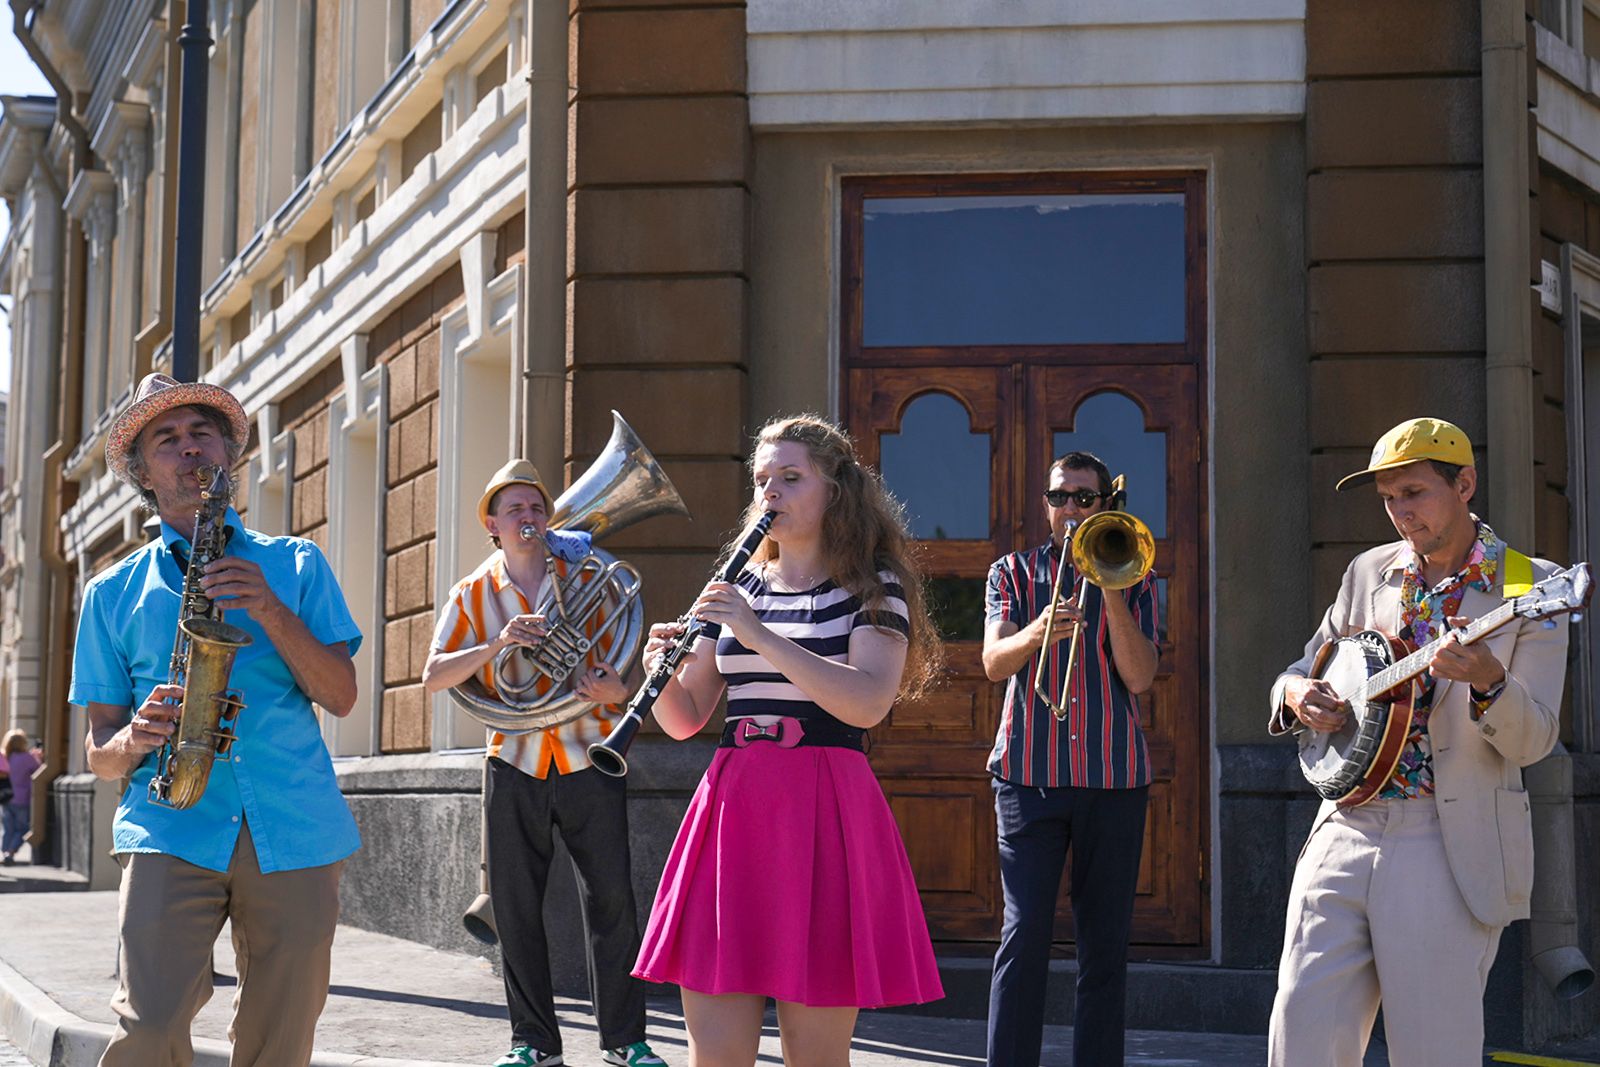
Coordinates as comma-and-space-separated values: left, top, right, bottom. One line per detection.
602, 1041, 666, 1066
493, 1046, 563, 1067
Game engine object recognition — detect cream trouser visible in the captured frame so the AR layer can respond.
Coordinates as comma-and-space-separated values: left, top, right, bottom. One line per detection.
98, 822, 343, 1067
1268, 797, 1502, 1067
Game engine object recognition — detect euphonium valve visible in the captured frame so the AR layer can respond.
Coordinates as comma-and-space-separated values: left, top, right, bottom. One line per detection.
445, 411, 690, 735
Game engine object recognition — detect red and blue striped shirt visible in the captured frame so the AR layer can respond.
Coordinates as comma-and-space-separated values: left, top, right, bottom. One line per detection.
985, 541, 1157, 789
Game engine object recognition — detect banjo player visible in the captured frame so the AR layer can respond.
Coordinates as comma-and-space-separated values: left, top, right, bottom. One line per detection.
1266, 417, 1568, 1066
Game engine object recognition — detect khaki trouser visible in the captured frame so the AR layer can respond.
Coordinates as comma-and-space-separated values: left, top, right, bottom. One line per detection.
1268, 797, 1503, 1067
99, 822, 342, 1067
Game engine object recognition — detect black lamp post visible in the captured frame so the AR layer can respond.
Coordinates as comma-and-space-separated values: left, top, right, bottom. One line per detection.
169, 0, 212, 383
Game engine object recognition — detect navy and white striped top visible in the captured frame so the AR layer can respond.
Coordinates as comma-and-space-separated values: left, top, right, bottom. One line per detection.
715, 567, 911, 721
985, 541, 1158, 789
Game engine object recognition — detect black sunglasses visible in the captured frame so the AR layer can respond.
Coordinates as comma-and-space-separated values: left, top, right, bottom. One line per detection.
1045, 488, 1109, 509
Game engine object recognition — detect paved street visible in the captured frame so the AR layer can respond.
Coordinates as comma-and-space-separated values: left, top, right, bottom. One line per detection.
0, 890, 1596, 1066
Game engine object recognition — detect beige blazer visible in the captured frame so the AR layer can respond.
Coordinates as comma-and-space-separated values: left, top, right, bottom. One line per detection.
1269, 541, 1568, 928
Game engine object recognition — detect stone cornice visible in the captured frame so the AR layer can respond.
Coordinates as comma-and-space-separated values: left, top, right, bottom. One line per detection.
0, 97, 59, 199
90, 100, 149, 166
62, 167, 114, 221
122, 19, 167, 91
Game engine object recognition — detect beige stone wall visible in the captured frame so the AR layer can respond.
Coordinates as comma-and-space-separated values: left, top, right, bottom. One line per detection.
237, 0, 264, 251
1304, 0, 1491, 604
567, 0, 751, 623
311, 0, 342, 164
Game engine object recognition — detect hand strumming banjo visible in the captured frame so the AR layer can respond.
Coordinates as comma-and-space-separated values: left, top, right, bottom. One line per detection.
1298, 562, 1591, 808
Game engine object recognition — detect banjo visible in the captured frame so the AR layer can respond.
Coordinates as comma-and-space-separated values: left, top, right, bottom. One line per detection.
1298, 561, 1591, 808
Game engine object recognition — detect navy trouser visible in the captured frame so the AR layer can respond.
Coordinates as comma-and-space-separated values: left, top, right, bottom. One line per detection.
486, 757, 647, 1053
987, 779, 1148, 1067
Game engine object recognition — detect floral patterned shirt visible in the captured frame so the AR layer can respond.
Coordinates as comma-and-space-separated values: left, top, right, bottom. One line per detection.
1378, 519, 1503, 800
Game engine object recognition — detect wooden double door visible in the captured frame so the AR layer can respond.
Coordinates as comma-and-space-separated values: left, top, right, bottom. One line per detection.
846, 361, 1208, 953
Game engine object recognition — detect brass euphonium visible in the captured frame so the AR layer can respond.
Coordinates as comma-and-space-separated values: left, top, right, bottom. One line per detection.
445, 410, 690, 734
1032, 476, 1155, 720
149, 465, 253, 809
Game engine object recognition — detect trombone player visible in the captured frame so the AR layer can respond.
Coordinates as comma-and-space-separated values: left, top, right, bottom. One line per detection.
981, 451, 1160, 1067
422, 459, 665, 1067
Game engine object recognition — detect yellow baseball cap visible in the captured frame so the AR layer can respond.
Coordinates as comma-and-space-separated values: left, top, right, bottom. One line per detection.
1335, 417, 1474, 491
477, 459, 553, 528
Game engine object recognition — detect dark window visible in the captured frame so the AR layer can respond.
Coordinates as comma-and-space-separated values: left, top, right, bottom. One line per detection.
862, 192, 1186, 347
878, 392, 991, 540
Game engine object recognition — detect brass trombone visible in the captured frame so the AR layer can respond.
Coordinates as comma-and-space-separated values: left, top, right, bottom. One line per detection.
1032, 478, 1156, 719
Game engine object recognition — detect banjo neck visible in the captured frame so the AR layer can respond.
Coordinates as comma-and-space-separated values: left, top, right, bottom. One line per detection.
1355, 601, 1515, 704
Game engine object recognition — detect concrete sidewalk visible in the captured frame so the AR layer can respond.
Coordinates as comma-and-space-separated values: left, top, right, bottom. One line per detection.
0, 888, 1594, 1066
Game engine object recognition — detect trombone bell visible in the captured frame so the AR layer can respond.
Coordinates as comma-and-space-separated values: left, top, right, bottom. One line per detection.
1072, 511, 1156, 591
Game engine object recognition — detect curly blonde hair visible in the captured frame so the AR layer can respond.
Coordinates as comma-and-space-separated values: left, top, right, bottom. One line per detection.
723, 414, 943, 703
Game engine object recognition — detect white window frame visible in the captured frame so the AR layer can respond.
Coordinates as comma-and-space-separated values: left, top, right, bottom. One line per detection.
431, 235, 522, 752
1560, 242, 1600, 753
325, 340, 386, 757
246, 405, 295, 537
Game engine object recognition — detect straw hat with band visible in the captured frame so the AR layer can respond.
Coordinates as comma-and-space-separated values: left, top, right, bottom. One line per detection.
106, 373, 251, 488
1334, 417, 1474, 492
477, 459, 554, 529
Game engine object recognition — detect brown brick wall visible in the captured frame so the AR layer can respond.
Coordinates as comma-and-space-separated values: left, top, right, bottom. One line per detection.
373, 266, 462, 753
284, 362, 340, 552
568, 0, 750, 628
1304, 0, 1493, 606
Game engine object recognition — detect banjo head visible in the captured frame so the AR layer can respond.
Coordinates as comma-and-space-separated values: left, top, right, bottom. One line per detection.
1297, 631, 1398, 801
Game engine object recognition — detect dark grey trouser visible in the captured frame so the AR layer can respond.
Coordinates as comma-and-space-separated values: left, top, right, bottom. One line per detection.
987, 780, 1148, 1067
486, 757, 646, 1054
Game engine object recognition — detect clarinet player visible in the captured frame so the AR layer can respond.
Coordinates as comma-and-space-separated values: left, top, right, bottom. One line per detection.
74, 374, 363, 1067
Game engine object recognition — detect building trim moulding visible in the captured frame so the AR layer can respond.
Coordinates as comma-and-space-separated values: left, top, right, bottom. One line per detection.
430, 252, 522, 753
1536, 23, 1600, 195
325, 351, 388, 759
61, 9, 526, 550
197, 0, 507, 326
219, 75, 526, 414
747, 3, 1306, 129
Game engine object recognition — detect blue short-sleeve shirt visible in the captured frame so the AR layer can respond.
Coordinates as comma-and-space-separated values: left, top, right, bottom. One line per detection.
69, 508, 362, 873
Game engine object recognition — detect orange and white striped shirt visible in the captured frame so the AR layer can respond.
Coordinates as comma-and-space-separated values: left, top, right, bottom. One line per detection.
431, 550, 621, 778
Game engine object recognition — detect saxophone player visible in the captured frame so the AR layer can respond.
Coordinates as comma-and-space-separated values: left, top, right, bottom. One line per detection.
74, 374, 363, 1067
421, 459, 665, 1067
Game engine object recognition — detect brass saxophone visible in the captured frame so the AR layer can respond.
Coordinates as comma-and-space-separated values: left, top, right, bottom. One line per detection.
148, 464, 254, 809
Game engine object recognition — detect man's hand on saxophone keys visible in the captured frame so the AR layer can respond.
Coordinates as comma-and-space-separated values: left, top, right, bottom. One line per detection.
126, 684, 183, 754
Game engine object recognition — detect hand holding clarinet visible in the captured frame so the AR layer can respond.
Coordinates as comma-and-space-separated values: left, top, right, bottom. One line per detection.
587, 511, 775, 777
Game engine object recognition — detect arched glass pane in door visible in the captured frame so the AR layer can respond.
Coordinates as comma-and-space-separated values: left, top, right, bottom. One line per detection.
879, 392, 990, 540
878, 391, 991, 640
1052, 391, 1168, 537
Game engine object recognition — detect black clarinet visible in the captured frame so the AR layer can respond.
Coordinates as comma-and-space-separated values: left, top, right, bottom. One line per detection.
587, 511, 775, 777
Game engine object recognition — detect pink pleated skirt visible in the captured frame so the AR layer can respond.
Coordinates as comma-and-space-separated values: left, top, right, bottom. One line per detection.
633, 742, 944, 1008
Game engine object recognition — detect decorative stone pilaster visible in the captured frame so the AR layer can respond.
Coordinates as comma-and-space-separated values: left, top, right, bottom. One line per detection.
65, 169, 118, 431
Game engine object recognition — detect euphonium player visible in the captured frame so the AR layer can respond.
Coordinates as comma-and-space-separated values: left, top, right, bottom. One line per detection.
421, 459, 665, 1067
75, 374, 363, 1067
981, 451, 1159, 1067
